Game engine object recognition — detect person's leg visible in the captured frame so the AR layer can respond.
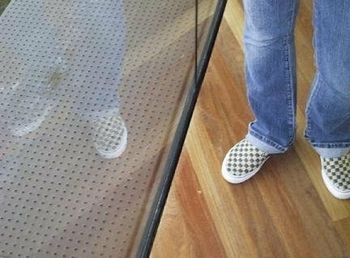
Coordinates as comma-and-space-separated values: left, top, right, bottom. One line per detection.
222, 0, 299, 184
305, 0, 350, 157
305, 0, 350, 199
244, 0, 299, 154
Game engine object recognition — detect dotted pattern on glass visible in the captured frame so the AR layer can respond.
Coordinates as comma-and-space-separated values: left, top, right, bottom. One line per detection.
0, 0, 217, 257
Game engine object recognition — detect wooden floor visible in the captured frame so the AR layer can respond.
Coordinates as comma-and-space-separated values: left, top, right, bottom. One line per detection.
151, 0, 350, 257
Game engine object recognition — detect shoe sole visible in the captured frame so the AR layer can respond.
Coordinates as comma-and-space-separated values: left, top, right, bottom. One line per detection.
221, 149, 269, 184
321, 168, 350, 200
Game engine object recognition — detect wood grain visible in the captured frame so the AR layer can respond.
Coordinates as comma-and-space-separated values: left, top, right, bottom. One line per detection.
151, 0, 350, 257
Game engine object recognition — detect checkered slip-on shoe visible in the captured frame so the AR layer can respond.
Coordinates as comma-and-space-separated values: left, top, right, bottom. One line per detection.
221, 138, 270, 184
321, 152, 350, 199
93, 114, 128, 159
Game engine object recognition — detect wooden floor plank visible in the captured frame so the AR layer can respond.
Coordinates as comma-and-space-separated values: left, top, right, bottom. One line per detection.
150, 149, 227, 258
335, 218, 350, 254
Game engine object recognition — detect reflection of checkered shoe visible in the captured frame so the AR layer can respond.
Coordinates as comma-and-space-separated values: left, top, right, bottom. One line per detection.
93, 114, 128, 159
221, 138, 270, 184
8, 58, 64, 137
9, 94, 52, 137
321, 152, 350, 199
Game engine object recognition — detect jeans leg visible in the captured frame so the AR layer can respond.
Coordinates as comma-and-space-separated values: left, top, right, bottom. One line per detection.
305, 0, 350, 158
243, 0, 299, 154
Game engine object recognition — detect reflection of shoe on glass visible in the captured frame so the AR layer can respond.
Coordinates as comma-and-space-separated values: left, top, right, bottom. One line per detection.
93, 114, 128, 159
9, 95, 52, 137
8, 58, 65, 137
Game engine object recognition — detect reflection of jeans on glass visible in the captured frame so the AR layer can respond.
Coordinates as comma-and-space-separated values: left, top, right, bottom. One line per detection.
0, 0, 128, 158
0, 0, 125, 122
243, 0, 350, 158
53, 0, 126, 120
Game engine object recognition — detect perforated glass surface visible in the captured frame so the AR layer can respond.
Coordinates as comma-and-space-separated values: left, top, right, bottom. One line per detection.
0, 0, 222, 257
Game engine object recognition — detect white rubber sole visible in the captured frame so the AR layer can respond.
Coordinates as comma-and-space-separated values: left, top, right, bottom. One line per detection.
221, 148, 270, 184
95, 127, 128, 159
321, 169, 350, 200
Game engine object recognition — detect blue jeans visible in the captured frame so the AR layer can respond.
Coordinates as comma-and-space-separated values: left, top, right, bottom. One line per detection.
243, 0, 350, 158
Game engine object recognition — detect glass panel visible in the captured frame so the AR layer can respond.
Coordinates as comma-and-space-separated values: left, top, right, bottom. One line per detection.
197, 0, 219, 67
0, 0, 221, 257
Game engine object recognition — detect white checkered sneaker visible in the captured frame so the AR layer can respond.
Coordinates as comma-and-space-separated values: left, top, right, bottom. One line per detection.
221, 138, 270, 184
93, 114, 128, 159
321, 152, 350, 199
